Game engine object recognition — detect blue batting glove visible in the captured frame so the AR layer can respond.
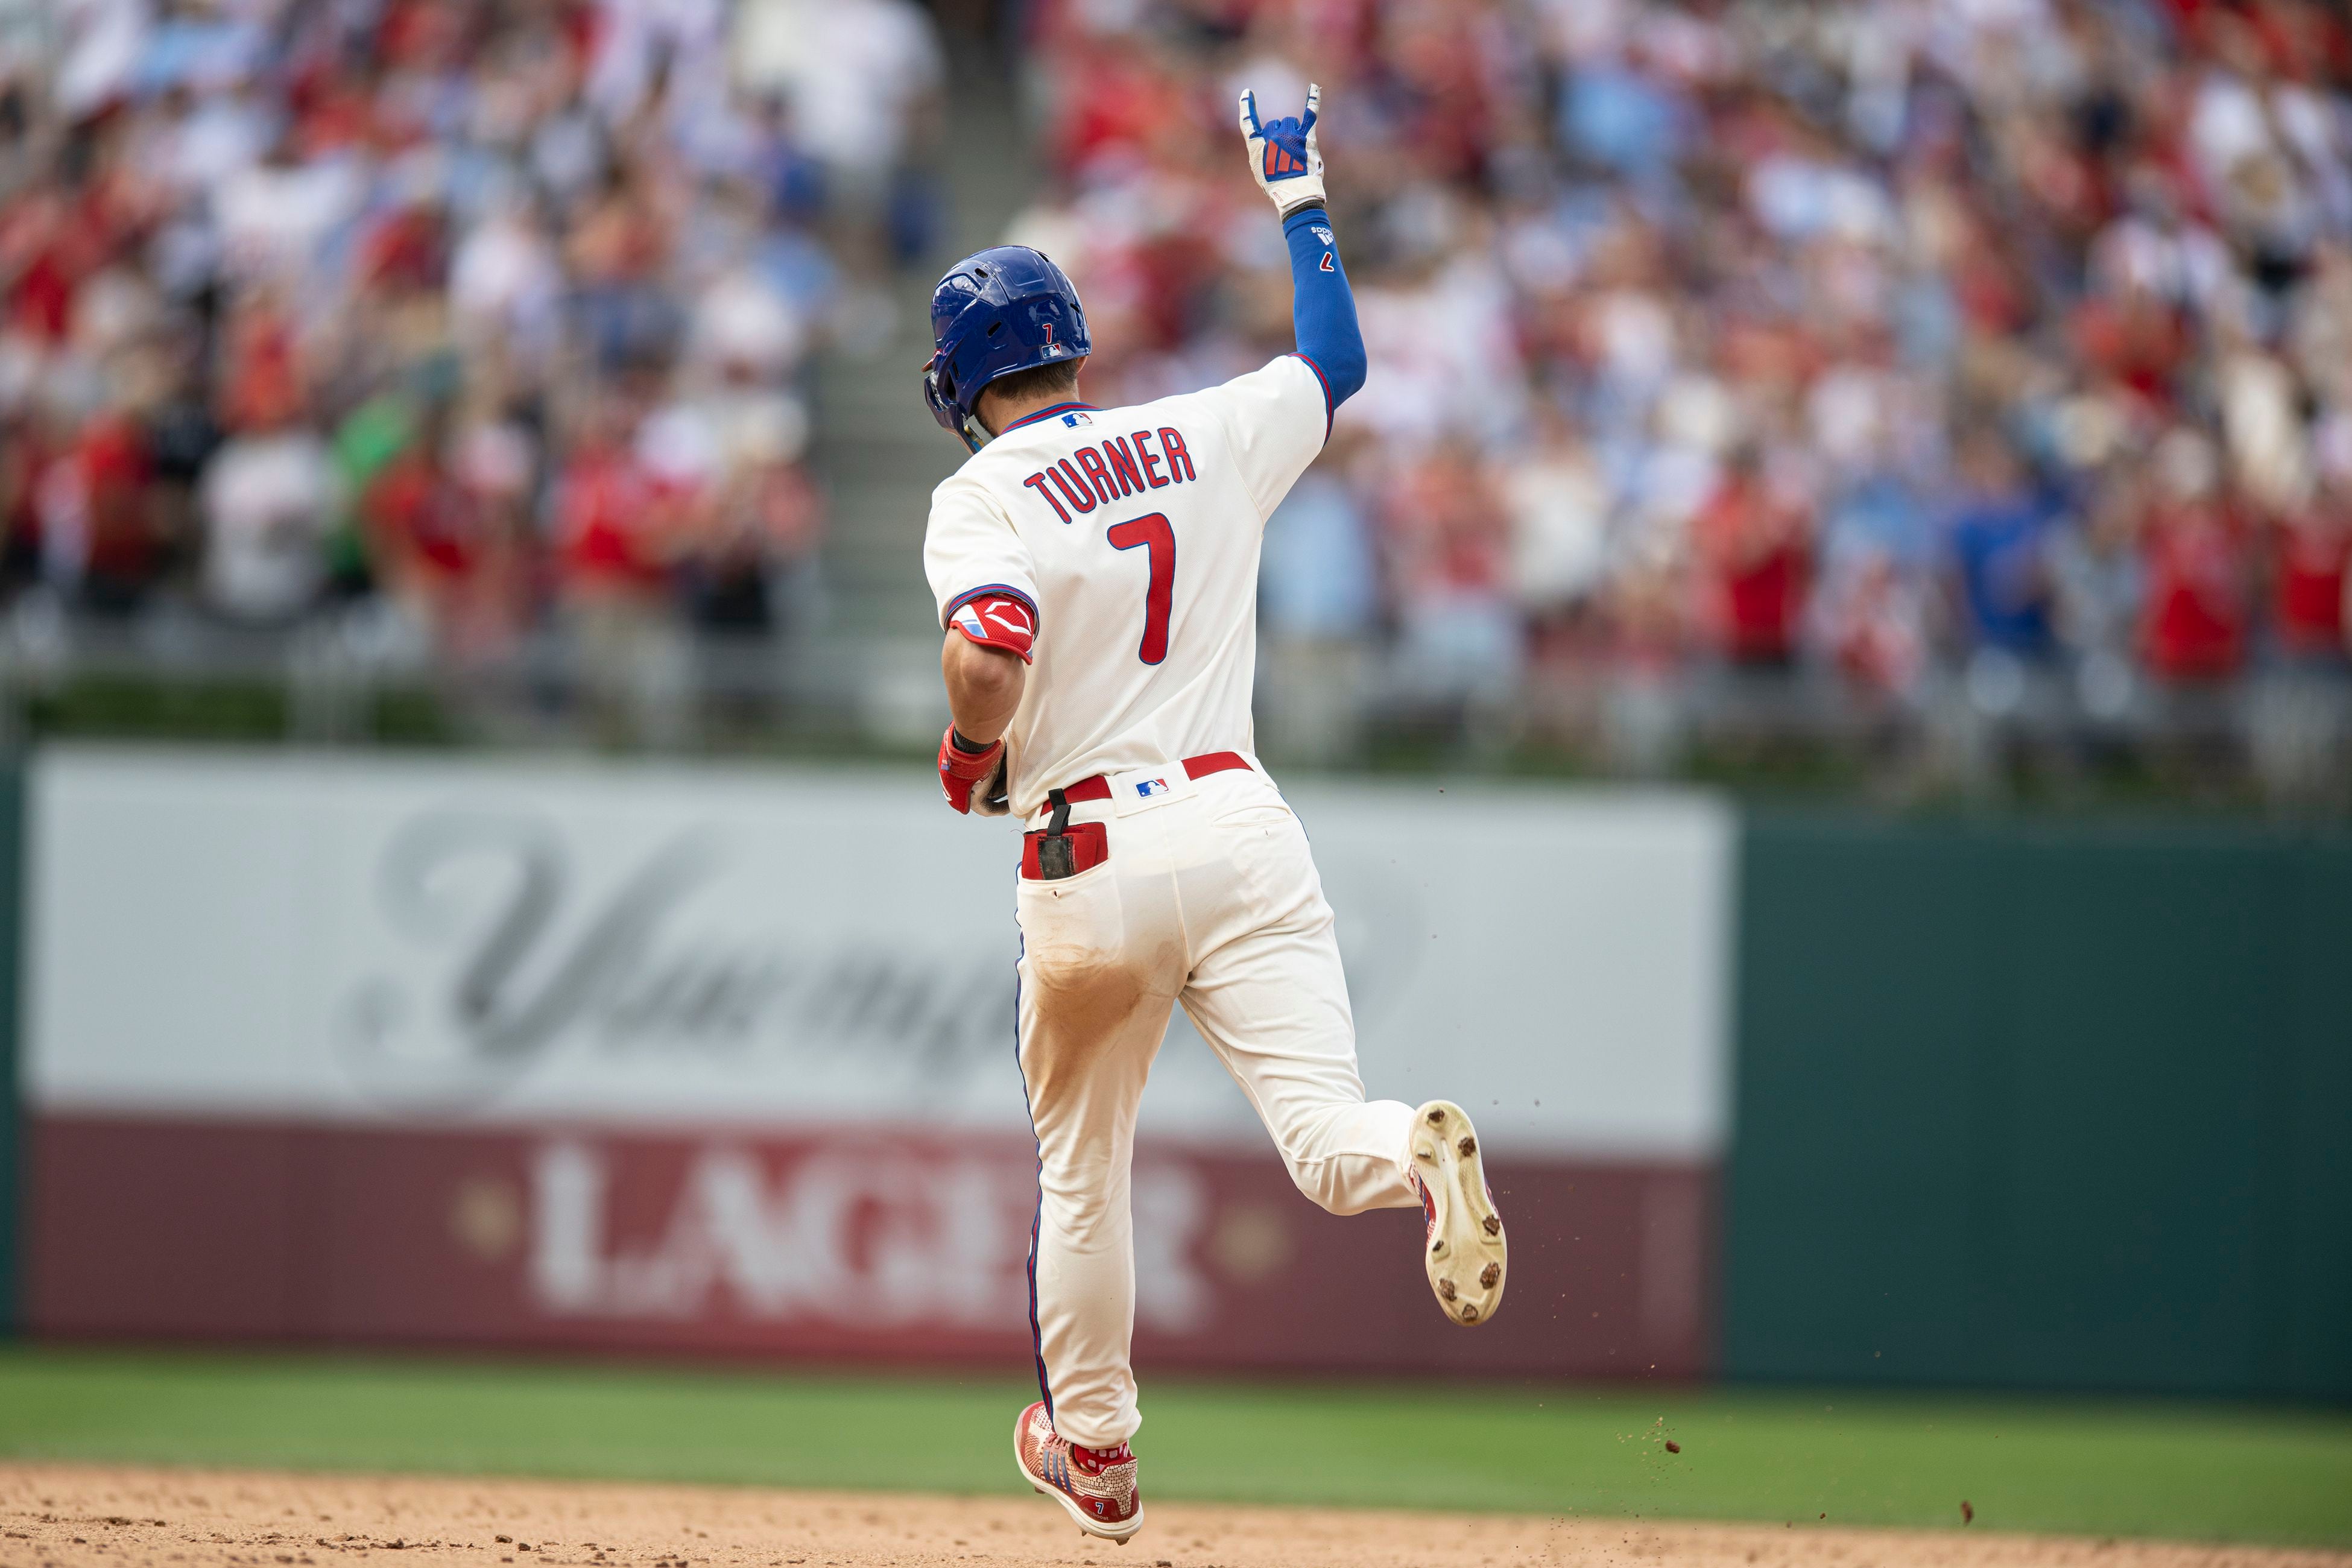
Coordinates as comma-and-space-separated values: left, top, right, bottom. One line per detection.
1239, 82, 1326, 217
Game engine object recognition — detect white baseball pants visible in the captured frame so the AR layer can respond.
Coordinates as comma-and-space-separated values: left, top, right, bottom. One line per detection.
1013, 759, 1420, 1450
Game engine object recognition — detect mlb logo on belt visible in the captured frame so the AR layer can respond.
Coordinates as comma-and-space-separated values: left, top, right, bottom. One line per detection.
1135, 778, 1171, 797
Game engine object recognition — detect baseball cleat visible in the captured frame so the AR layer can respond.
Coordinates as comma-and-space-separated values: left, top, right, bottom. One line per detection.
1409, 1100, 1506, 1326
1013, 1400, 1143, 1541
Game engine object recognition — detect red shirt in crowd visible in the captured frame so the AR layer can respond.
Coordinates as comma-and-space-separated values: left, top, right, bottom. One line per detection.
554, 446, 671, 593
2139, 498, 2249, 679
1386, 446, 1510, 597
1049, 45, 1185, 171
357, 206, 447, 293
77, 414, 156, 586
363, 451, 481, 580
1695, 470, 1812, 664
2, 192, 109, 343
2272, 508, 2351, 657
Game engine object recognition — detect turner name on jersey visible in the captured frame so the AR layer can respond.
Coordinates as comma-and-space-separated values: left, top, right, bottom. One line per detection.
1017, 420, 1198, 523
923, 353, 1332, 818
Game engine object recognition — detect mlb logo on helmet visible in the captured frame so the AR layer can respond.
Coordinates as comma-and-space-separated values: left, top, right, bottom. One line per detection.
1136, 778, 1170, 797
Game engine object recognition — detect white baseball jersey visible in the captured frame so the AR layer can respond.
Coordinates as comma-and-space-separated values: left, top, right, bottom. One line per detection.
924, 354, 1331, 816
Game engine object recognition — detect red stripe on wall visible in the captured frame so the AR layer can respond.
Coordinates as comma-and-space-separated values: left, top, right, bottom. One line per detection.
26, 1114, 1715, 1377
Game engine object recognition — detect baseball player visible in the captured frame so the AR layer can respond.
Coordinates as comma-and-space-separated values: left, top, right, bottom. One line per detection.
918, 84, 1506, 1543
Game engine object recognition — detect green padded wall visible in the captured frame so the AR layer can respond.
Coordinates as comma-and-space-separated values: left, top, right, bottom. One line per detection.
1725, 815, 2352, 1400
0, 761, 21, 1336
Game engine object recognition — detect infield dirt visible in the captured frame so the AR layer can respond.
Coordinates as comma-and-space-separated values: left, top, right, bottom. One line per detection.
2, 1465, 2344, 1568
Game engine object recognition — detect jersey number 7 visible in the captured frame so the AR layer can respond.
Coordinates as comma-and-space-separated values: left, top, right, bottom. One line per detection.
1107, 513, 1175, 665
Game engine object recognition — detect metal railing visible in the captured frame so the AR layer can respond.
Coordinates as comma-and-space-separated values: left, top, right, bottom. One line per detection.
0, 594, 2344, 811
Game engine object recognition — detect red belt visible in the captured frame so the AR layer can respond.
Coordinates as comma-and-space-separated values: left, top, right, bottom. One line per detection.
1055, 751, 1251, 805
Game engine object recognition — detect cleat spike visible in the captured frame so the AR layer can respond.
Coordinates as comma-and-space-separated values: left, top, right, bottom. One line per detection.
1409, 1101, 1506, 1332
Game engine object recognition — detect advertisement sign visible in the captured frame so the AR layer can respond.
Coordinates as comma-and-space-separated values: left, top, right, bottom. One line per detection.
30, 1115, 1710, 1374
24, 747, 1730, 1373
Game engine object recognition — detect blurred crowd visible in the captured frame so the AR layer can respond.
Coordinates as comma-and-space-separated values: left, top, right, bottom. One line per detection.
7, 0, 2352, 786
1013, 0, 2352, 774
0, 0, 944, 711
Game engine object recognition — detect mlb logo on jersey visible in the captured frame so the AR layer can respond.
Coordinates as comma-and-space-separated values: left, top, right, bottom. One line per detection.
1135, 777, 1171, 797
1061, 411, 1093, 427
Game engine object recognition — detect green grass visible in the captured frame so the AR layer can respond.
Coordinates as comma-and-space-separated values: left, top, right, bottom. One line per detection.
0, 1347, 2346, 1547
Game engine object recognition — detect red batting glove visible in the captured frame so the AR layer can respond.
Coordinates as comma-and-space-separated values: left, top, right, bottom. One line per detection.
938, 726, 1009, 815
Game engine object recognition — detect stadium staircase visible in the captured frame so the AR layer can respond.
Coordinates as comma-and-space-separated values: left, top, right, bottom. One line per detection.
805, 25, 1036, 741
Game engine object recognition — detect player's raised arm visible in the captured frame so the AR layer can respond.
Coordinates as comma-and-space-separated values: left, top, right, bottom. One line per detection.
1239, 83, 1366, 409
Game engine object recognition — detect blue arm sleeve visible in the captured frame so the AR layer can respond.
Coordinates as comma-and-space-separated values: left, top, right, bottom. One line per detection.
1282, 206, 1367, 412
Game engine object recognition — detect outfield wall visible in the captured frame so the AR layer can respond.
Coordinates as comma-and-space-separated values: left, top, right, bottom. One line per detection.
0, 763, 18, 1339
1724, 815, 2352, 1402
5, 746, 2348, 1399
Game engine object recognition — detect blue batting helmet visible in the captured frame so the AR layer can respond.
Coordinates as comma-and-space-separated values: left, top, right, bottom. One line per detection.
922, 246, 1091, 450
